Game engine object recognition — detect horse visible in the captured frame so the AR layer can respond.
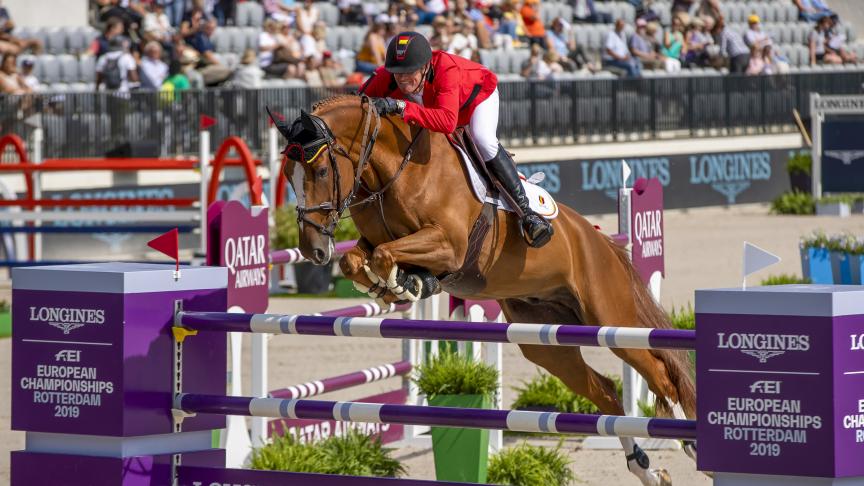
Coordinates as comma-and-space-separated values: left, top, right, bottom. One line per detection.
270, 94, 696, 486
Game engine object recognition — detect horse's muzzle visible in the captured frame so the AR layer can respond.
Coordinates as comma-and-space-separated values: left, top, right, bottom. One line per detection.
308, 238, 334, 265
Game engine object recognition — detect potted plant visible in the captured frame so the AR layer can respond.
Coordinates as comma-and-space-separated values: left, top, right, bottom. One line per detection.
800, 232, 839, 284
786, 152, 812, 193
486, 441, 576, 486
412, 350, 499, 484
854, 195, 864, 214
815, 194, 852, 217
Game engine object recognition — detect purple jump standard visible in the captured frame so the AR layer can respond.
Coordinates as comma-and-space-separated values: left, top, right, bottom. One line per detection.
176, 393, 696, 441
176, 311, 696, 351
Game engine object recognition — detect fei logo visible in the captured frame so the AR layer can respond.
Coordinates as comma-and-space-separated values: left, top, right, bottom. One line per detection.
54, 350, 81, 363
688, 151, 771, 204
30, 307, 105, 335
750, 380, 781, 394
717, 332, 810, 363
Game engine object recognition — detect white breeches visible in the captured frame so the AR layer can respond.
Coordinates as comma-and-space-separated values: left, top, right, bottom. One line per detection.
466, 88, 500, 161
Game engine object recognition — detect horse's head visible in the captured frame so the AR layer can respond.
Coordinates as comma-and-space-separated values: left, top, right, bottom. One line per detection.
268, 99, 373, 265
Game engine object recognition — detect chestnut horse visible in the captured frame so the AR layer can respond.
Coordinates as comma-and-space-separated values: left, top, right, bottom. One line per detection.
272, 95, 696, 486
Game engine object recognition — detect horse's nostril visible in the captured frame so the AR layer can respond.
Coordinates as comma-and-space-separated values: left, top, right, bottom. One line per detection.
313, 248, 326, 262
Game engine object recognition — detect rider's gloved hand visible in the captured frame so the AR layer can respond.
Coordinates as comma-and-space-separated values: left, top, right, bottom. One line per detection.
372, 97, 405, 116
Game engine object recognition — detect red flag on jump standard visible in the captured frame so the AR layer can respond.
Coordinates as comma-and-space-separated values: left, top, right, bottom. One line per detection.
147, 228, 180, 270
199, 114, 216, 130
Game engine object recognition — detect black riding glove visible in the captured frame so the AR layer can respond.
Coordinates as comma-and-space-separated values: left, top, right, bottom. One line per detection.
372, 97, 406, 116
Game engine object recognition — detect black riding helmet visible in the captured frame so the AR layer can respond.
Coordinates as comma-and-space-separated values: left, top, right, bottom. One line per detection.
384, 31, 432, 73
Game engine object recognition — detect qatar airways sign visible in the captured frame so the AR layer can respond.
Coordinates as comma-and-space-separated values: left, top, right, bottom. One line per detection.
629, 177, 664, 285
208, 200, 270, 313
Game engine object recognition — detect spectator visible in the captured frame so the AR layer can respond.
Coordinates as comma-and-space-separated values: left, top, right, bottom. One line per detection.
543, 49, 565, 76
448, 18, 479, 60
318, 50, 346, 87
744, 15, 770, 49
182, 8, 232, 85
602, 19, 642, 78
660, 13, 686, 72
162, 59, 189, 93
794, 0, 834, 23
684, 17, 713, 67
714, 16, 750, 74
671, 0, 695, 15
0, 2, 42, 55
300, 21, 327, 68
92, 17, 126, 58
179, 47, 205, 88
263, 0, 297, 26
0, 52, 30, 94
96, 36, 138, 92
429, 15, 452, 51
826, 16, 857, 64
19, 56, 39, 90
630, 18, 664, 70
549, 17, 591, 71
139, 41, 169, 90
497, 0, 521, 47
142, 2, 174, 45
212, 0, 236, 26
355, 22, 387, 74
745, 44, 765, 75
229, 49, 264, 88
454, 0, 492, 48
521, 42, 553, 79
163, 0, 189, 28
521, 0, 547, 49
809, 15, 840, 65
295, 0, 319, 35
694, 0, 721, 22
96, 0, 145, 33
761, 44, 790, 74
416, 0, 447, 25
572, 0, 612, 24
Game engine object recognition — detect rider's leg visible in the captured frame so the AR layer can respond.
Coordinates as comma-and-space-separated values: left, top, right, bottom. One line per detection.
468, 88, 553, 248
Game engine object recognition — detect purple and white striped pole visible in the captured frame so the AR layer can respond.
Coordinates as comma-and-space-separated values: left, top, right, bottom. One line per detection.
316, 302, 412, 318
176, 312, 696, 351
270, 240, 357, 265
270, 361, 412, 400
176, 394, 696, 441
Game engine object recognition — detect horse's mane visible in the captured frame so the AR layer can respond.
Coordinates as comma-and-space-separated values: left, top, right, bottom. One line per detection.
311, 94, 361, 114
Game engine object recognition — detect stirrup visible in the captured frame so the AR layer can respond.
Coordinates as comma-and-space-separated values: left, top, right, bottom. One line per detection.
521, 216, 553, 248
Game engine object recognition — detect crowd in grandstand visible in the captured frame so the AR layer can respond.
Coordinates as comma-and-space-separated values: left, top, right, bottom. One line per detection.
0, 0, 859, 95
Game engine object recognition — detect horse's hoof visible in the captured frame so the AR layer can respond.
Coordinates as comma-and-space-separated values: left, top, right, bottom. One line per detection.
644, 468, 672, 486
682, 440, 697, 463
385, 266, 422, 302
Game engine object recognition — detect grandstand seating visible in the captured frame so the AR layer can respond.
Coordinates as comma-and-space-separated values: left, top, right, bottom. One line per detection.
7, 0, 863, 91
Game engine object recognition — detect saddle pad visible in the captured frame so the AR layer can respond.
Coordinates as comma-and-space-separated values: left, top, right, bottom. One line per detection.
453, 144, 559, 220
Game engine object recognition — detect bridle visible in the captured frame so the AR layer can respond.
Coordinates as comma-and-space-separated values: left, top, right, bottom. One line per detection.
273, 96, 423, 242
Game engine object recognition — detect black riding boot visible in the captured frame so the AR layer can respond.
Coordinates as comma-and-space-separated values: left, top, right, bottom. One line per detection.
485, 145, 554, 248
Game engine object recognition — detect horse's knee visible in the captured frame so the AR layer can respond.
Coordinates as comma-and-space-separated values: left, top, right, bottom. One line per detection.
339, 251, 366, 277
370, 246, 396, 276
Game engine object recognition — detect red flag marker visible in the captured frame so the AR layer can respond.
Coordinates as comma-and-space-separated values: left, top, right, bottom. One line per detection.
199, 114, 216, 130
147, 228, 180, 273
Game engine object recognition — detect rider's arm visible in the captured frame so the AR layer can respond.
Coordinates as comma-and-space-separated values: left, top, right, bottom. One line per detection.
357, 67, 392, 97
402, 62, 460, 134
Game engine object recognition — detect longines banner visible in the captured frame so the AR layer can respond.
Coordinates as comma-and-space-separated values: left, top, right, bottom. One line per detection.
820, 119, 864, 194
520, 148, 797, 215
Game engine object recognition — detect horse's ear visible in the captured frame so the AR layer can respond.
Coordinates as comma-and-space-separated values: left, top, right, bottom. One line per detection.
265, 106, 291, 139
299, 109, 319, 133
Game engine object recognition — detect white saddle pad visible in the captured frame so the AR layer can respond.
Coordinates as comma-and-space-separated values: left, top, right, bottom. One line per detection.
454, 144, 559, 220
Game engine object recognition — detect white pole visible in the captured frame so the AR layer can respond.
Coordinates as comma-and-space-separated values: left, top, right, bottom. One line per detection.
198, 130, 211, 255
268, 126, 279, 208
250, 333, 268, 447
32, 127, 43, 261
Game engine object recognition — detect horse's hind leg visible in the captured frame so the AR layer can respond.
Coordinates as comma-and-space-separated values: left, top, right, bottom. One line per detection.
503, 299, 672, 486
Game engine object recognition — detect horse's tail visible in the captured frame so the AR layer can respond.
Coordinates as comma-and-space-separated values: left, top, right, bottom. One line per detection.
607, 238, 697, 419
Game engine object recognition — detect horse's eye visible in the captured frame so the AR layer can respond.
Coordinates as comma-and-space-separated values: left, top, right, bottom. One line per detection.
316, 167, 328, 179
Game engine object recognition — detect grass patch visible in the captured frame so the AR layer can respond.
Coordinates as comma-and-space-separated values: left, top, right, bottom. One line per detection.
487, 441, 575, 486
250, 429, 404, 477
760, 274, 811, 285
511, 370, 622, 415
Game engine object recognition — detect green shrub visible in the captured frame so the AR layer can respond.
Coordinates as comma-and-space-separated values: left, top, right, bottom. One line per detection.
760, 274, 811, 285
786, 152, 811, 176
249, 430, 405, 477
271, 205, 361, 250
637, 399, 656, 418
412, 349, 500, 399
511, 370, 622, 415
818, 194, 856, 205
770, 191, 815, 215
487, 441, 575, 486
669, 305, 695, 330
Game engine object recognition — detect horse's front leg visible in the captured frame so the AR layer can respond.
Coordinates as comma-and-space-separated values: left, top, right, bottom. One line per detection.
368, 226, 457, 303
338, 238, 395, 302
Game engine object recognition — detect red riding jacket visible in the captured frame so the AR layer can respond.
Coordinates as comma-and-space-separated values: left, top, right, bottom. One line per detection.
359, 50, 498, 134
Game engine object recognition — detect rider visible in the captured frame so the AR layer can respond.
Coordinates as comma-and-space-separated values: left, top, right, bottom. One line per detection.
359, 31, 553, 248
